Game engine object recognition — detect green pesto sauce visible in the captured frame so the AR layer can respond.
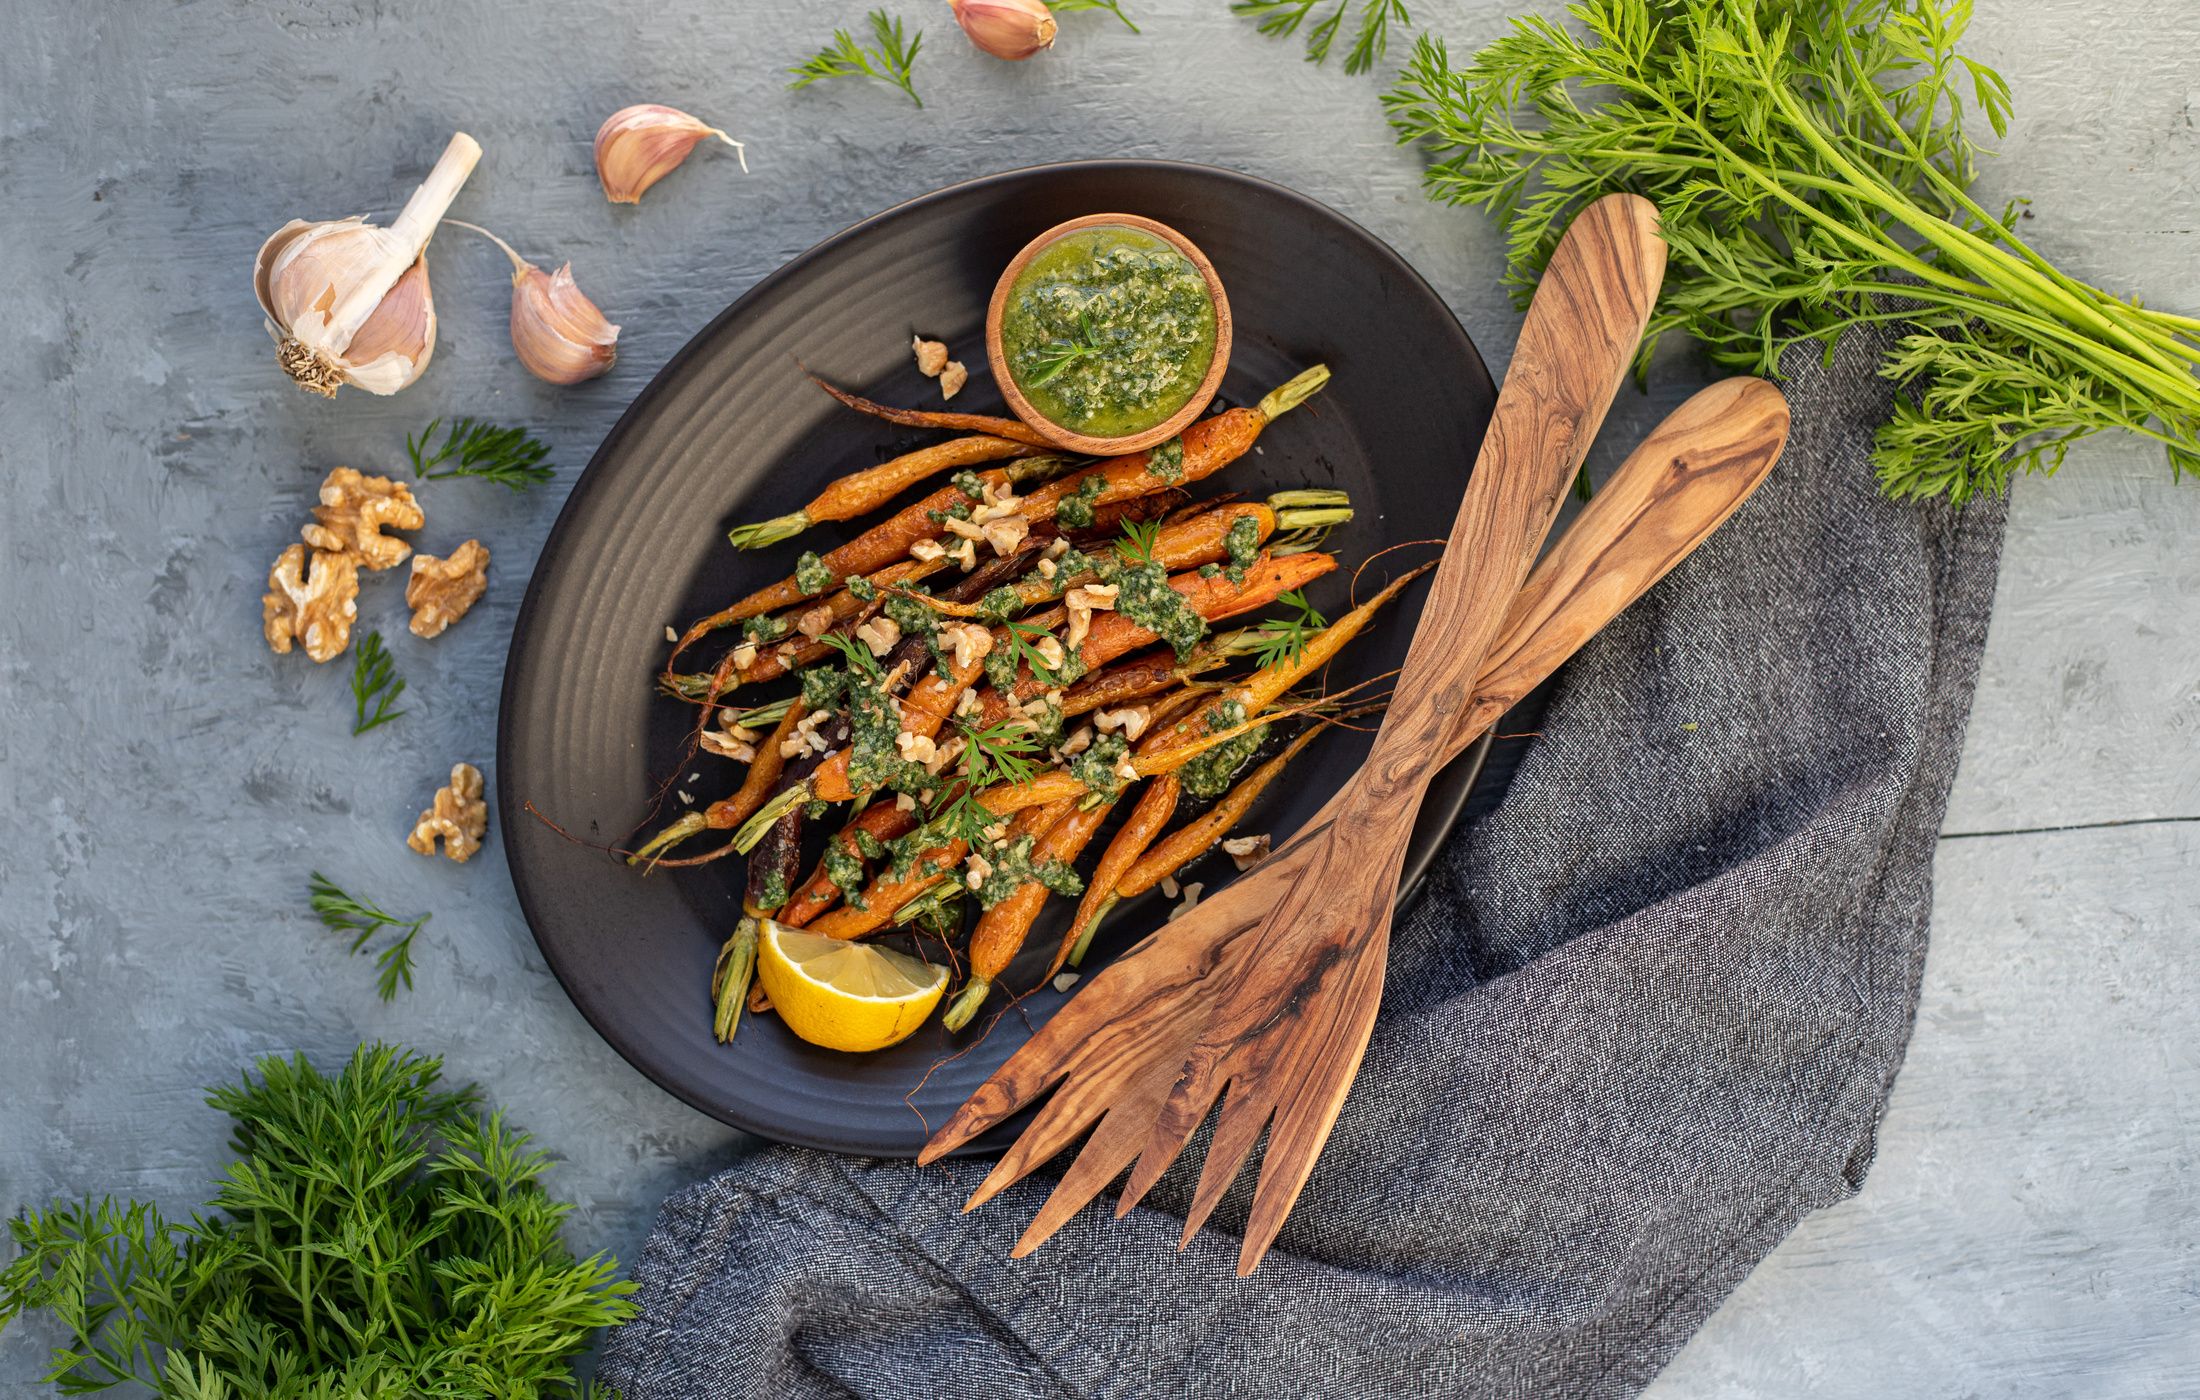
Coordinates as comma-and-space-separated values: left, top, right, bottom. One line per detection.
1001, 226, 1217, 439
1146, 436, 1185, 483
1070, 732, 1133, 802
1053, 476, 1107, 530
845, 575, 877, 603
794, 551, 835, 596
742, 613, 788, 644
754, 870, 790, 911
1114, 560, 1208, 659
1181, 721, 1268, 800
1223, 515, 1260, 583
823, 841, 868, 897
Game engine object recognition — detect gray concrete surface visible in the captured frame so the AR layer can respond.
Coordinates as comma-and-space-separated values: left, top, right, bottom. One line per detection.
1, 1, 2193, 1393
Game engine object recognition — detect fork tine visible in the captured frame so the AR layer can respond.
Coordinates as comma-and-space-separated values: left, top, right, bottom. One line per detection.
1115, 1040, 1230, 1217
960, 985, 1215, 1207
1236, 927, 1391, 1274
1009, 1073, 1176, 1258
1178, 1075, 1276, 1248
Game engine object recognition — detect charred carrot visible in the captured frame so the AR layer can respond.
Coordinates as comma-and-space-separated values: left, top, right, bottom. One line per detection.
628, 700, 807, 864
1117, 726, 1325, 898
777, 799, 922, 929
1012, 367, 1331, 527
977, 551, 1339, 719
677, 455, 1078, 637
727, 435, 1040, 549
942, 800, 1111, 1031
811, 375, 1055, 447
805, 800, 1066, 941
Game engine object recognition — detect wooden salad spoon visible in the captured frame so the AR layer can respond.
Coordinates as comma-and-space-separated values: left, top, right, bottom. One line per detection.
921, 369, 1792, 1271
921, 195, 1763, 1272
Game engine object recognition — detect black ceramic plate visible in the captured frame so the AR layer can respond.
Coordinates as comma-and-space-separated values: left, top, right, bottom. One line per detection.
500, 160, 1499, 1157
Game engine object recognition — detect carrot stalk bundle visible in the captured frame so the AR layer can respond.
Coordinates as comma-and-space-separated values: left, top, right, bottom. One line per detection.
710, 918, 759, 1043
628, 700, 807, 866
727, 435, 1040, 550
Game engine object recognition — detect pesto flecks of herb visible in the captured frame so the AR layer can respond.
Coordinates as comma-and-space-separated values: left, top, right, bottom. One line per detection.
756, 870, 790, 911
1053, 475, 1107, 529
1199, 562, 1221, 579
971, 835, 1041, 909
743, 614, 789, 644
802, 664, 850, 713
795, 551, 836, 596
854, 829, 888, 860
976, 586, 1024, 624
845, 575, 878, 603
804, 799, 829, 820
1145, 436, 1185, 482
952, 470, 986, 500
1112, 560, 1207, 658
1181, 722, 1270, 799
1208, 699, 1248, 733
1223, 514, 1261, 580
1069, 732, 1133, 801
1037, 859, 1085, 897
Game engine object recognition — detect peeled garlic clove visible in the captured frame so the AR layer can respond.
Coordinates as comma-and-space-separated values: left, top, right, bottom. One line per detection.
448, 221, 619, 385
254, 133, 480, 397
595, 104, 748, 205
951, 0, 1058, 60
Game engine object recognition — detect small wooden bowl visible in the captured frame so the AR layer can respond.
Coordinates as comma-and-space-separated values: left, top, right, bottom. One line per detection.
984, 213, 1233, 457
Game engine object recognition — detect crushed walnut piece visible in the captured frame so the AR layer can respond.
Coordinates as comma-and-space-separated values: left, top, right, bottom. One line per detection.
963, 852, 993, 890
1032, 633, 1067, 672
1093, 706, 1150, 742
795, 604, 834, 639
407, 762, 488, 863
941, 621, 994, 671
896, 730, 939, 765
981, 515, 1028, 557
939, 361, 968, 400
302, 467, 424, 571
405, 538, 489, 639
912, 335, 949, 378
946, 536, 978, 571
1060, 725, 1093, 755
1222, 833, 1272, 872
942, 516, 985, 542
855, 615, 902, 656
262, 544, 359, 663
1166, 881, 1206, 921
909, 537, 947, 563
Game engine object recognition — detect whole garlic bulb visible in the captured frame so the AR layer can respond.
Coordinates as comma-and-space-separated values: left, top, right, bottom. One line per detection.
951, 0, 1058, 60
448, 222, 620, 386
594, 105, 748, 205
253, 133, 480, 397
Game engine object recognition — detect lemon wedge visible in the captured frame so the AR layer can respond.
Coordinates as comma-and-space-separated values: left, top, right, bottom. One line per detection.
754, 920, 948, 1053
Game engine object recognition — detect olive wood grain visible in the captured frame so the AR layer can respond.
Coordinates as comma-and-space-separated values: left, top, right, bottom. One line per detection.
924, 194, 1678, 1271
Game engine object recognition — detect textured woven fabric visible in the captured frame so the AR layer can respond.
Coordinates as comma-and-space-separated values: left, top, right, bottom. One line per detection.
598, 330, 2008, 1400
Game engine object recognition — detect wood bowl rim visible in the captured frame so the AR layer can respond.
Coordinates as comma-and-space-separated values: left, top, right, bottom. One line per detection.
983, 211, 1234, 457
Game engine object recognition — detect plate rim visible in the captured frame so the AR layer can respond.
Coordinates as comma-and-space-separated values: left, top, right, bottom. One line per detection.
497, 157, 1496, 1153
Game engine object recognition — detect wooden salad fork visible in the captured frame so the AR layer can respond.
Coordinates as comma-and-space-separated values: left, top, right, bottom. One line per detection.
924, 197, 1789, 1273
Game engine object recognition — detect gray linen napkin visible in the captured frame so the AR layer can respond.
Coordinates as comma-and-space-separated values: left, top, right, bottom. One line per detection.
598, 328, 2008, 1400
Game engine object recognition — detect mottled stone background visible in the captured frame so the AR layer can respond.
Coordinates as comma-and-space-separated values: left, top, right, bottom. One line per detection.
2, 2, 2194, 1393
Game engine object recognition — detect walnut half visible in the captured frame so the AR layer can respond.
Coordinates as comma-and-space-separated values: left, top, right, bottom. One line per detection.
262, 544, 359, 663
303, 467, 424, 571
407, 762, 488, 863
407, 539, 490, 639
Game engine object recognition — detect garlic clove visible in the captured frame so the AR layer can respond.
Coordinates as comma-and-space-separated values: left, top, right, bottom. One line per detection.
255, 133, 480, 397
337, 255, 436, 395
951, 0, 1058, 60
595, 104, 748, 204
511, 263, 619, 385
447, 221, 620, 386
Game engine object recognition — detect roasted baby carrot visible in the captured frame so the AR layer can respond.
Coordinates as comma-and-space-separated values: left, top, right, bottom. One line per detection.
777, 799, 922, 929
628, 700, 807, 865
942, 800, 1112, 1031
1117, 726, 1325, 898
1057, 773, 1179, 975
810, 375, 1056, 447
727, 435, 1039, 549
